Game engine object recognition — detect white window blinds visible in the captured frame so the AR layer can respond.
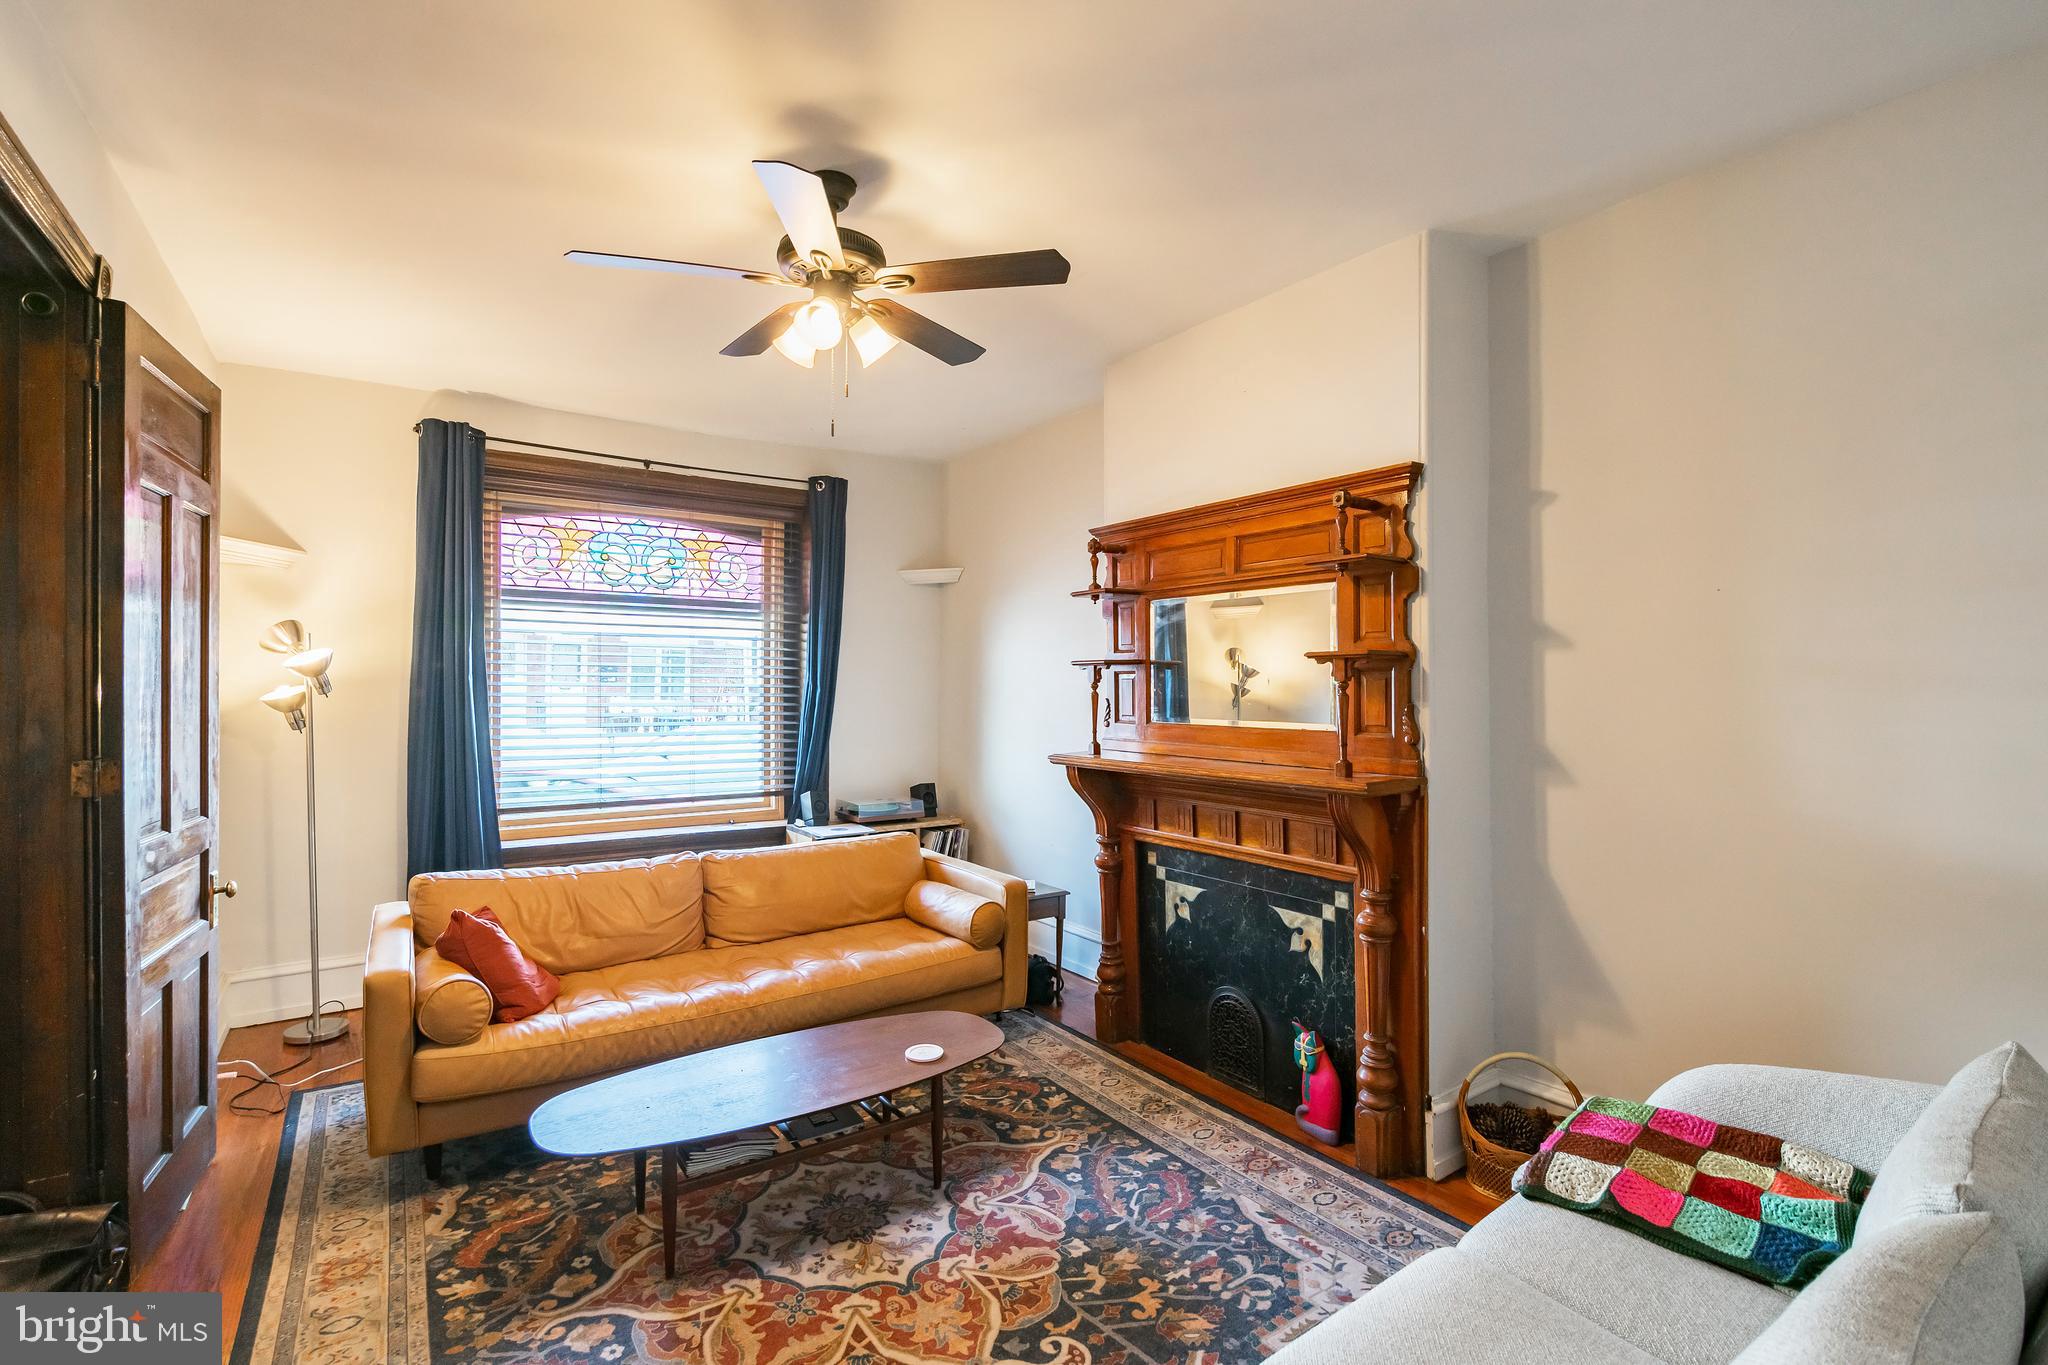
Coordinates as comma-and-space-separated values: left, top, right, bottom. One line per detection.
481, 451, 806, 841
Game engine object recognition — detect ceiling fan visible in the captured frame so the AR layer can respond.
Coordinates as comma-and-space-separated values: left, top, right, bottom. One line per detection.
568, 161, 1071, 371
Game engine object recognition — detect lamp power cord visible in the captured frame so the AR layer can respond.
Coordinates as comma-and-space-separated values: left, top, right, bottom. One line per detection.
217, 1000, 358, 1116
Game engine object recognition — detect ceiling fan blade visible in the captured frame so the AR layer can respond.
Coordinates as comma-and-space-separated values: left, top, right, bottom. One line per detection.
752, 160, 846, 272
862, 298, 986, 366
872, 249, 1071, 294
565, 250, 795, 286
720, 302, 805, 357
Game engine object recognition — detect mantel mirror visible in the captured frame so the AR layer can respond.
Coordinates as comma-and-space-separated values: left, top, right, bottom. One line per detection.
1149, 582, 1336, 729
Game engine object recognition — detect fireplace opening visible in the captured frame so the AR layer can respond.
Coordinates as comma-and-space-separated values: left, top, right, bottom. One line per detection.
1137, 841, 1355, 1134
1206, 987, 1265, 1095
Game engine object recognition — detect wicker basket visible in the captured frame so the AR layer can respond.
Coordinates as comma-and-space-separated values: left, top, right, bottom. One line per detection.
1457, 1051, 1582, 1203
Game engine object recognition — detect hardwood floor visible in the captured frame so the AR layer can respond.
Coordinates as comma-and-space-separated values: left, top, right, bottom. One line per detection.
150, 974, 1493, 1351
132, 1010, 365, 1335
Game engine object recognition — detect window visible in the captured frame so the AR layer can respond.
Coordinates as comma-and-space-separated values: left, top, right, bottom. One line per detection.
482, 451, 807, 845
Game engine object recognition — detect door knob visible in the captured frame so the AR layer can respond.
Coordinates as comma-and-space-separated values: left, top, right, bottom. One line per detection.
207, 876, 238, 926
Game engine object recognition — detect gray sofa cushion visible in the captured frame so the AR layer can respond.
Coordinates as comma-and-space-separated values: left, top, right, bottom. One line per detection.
1647, 1063, 1938, 1173
1266, 1247, 1661, 1364
1731, 1212, 2022, 1365
1458, 1197, 1791, 1365
1860, 1042, 2048, 1320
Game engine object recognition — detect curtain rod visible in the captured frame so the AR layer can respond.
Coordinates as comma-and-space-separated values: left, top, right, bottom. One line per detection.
411, 425, 814, 487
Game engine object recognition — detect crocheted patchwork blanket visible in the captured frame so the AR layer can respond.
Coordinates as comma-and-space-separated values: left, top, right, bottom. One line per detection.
1512, 1096, 1874, 1288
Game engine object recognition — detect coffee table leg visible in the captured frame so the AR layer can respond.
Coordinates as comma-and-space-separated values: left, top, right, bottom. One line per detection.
661, 1144, 678, 1279
634, 1149, 647, 1211
929, 1074, 945, 1190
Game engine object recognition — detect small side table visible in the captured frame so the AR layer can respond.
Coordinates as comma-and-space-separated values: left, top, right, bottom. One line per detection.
1026, 884, 1070, 974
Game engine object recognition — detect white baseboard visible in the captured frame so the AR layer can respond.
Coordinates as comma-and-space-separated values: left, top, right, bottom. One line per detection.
1029, 918, 1100, 982
1425, 1092, 1467, 1180
224, 953, 365, 1032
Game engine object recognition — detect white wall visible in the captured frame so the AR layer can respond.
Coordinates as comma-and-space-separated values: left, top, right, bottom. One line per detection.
1489, 43, 2048, 1099
938, 405, 1107, 976
1416, 233, 1497, 1173
218, 365, 947, 1026
0, 0, 214, 369
1102, 235, 1422, 523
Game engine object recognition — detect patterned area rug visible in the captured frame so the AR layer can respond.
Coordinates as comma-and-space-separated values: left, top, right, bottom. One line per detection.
233, 1012, 1461, 1364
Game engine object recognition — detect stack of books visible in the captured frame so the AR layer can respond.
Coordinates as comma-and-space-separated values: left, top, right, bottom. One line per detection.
677, 1104, 875, 1176
678, 1130, 781, 1177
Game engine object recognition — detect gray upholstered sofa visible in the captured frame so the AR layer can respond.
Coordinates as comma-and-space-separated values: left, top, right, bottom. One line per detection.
1272, 1043, 2048, 1365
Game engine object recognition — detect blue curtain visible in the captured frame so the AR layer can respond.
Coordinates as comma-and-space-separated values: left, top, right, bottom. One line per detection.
406, 419, 502, 876
1152, 598, 1190, 722
790, 475, 848, 822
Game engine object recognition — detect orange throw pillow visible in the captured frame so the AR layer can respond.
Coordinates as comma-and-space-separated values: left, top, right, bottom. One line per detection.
433, 907, 561, 1024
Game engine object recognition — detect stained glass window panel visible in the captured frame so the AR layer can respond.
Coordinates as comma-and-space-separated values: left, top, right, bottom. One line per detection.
497, 510, 763, 602
481, 462, 804, 838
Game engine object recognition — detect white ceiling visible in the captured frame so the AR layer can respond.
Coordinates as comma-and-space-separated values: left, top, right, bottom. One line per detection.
27, 1, 2048, 458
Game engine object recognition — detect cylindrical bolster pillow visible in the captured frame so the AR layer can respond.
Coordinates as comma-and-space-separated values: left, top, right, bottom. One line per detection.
414, 947, 495, 1045
903, 880, 1005, 949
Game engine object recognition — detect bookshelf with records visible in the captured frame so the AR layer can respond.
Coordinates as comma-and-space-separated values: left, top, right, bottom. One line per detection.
786, 813, 967, 858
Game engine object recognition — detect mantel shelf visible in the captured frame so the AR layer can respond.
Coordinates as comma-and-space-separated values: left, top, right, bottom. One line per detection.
1305, 646, 1415, 664
1306, 552, 1409, 571
1051, 749, 1419, 797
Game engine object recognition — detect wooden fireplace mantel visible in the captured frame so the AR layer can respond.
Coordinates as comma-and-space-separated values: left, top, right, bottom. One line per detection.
1050, 464, 1428, 1176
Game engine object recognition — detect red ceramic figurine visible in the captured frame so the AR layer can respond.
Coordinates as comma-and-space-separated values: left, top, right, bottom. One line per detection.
1293, 1020, 1343, 1144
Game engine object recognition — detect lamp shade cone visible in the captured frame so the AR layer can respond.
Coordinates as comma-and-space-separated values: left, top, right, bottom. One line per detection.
262, 619, 310, 655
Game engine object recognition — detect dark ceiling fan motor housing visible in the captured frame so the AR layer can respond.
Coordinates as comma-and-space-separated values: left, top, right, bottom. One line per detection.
566, 159, 1071, 367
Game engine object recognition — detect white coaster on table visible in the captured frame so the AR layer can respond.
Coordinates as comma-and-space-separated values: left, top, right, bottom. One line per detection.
904, 1043, 945, 1063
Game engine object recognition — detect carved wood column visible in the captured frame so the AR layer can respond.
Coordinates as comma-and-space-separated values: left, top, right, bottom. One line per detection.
1064, 765, 1133, 1042
1327, 791, 1405, 1174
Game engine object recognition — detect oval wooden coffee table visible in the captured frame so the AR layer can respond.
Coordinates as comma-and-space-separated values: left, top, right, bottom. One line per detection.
530, 1010, 1005, 1278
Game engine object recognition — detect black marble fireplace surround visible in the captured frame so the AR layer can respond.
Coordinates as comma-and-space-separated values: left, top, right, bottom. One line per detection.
1136, 841, 1357, 1131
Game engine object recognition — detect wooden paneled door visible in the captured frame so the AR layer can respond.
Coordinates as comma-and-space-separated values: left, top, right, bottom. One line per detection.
101, 304, 224, 1258
0, 157, 100, 1212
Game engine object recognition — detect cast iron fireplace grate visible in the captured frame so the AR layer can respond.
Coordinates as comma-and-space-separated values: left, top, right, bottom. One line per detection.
1206, 986, 1265, 1096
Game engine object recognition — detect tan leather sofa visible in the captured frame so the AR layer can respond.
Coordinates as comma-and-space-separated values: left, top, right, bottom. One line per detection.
362, 832, 1028, 1158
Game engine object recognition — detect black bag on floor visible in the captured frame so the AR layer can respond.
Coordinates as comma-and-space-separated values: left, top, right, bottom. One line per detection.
1027, 952, 1064, 1007
0, 1192, 128, 1291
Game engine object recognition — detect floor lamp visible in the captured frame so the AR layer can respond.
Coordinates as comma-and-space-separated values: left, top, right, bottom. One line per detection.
260, 619, 349, 1046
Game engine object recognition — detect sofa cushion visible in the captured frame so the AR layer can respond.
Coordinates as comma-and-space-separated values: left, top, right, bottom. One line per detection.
413, 948, 493, 1045
903, 880, 1004, 949
1648, 1064, 1939, 1176
411, 918, 999, 1102
434, 909, 561, 1023
408, 852, 704, 975
1731, 1212, 2023, 1365
1457, 1196, 1791, 1365
1266, 1247, 1661, 1364
702, 834, 924, 946
1859, 1042, 2048, 1320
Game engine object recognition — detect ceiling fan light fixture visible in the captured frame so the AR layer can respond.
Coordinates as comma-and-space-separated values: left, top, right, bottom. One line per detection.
793, 297, 844, 349
771, 322, 817, 368
850, 314, 898, 367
